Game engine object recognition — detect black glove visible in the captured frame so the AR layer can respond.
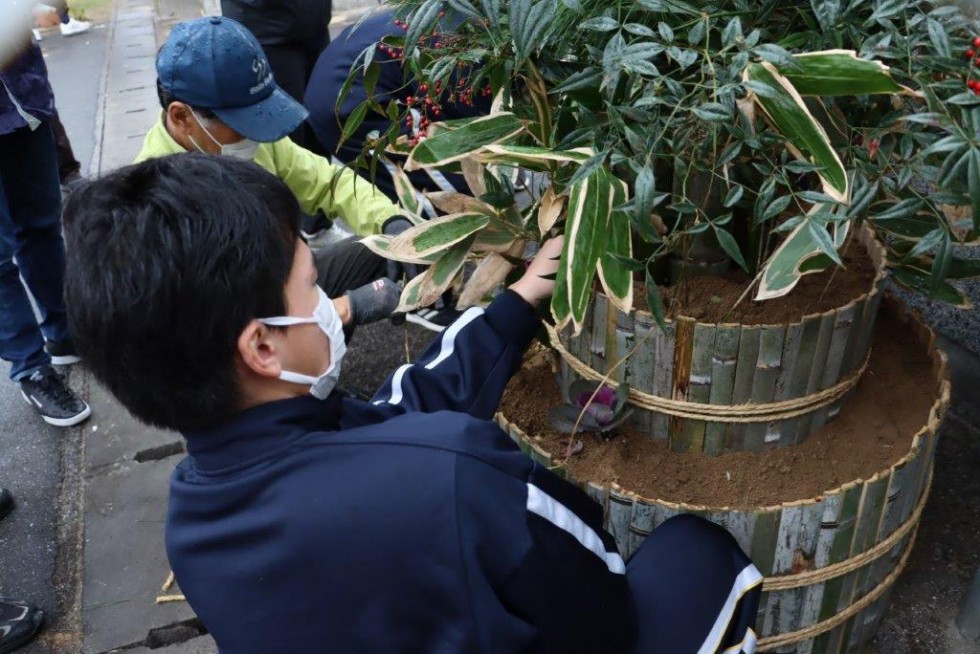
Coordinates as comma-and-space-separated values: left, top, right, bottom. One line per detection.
382, 215, 422, 283
344, 278, 402, 326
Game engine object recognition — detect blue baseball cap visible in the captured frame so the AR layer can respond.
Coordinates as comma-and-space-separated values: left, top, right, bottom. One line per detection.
156, 16, 309, 142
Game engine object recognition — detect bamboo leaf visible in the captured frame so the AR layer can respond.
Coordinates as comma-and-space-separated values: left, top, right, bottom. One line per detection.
405, 113, 525, 170
597, 179, 634, 313
756, 206, 834, 300
388, 212, 490, 259
478, 144, 593, 167
458, 241, 523, 308
425, 191, 495, 215
892, 266, 972, 309
780, 50, 917, 96
360, 234, 439, 264
566, 167, 615, 333
743, 61, 848, 202
391, 165, 421, 216
418, 235, 477, 306
644, 267, 667, 330
580, 16, 619, 31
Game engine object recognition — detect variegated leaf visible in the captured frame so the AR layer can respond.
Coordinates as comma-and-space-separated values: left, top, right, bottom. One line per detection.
360, 234, 440, 265
425, 191, 496, 215
756, 204, 833, 300
784, 50, 919, 97
565, 167, 615, 334
388, 212, 491, 260
405, 113, 525, 170
596, 178, 633, 313
743, 61, 848, 202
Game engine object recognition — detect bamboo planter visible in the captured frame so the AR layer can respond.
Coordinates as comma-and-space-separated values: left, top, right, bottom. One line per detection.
553, 226, 887, 455
500, 300, 949, 653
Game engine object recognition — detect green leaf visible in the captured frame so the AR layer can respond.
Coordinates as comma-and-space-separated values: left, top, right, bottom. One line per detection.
552, 68, 603, 94
423, 235, 477, 302
756, 206, 832, 300
926, 18, 951, 59
388, 212, 490, 260
780, 51, 913, 96
580, 16, 619, 31
391, 165, 421, 216
721, 16, 742, 47
634, 165, 656, 224
723, 185, 744, 208
644, 267, 667, 330
806, 221, 843, 266
743, 62, 848, 202
872, 198, 924, 221
658, 22, 674, 42
406, 113, 524, 170
906, 227, 946, 260
598, 179, 634, 313
762, 195, 792, 222
565, 167, 616, 333
714, 226, 749, 272
948, 257, 980, 279
340, 100, 369, 147
624, 23, 656, 37
478, 144, 592, 167
404, 0, 445, 57
512, 0, 558, 63
693, 102, 732, 122
752, 43, 798, 69
892, 266, 972, 309
479, 0, 501, 29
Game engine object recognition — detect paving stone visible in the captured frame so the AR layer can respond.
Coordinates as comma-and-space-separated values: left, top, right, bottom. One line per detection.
82, 455, 194, 654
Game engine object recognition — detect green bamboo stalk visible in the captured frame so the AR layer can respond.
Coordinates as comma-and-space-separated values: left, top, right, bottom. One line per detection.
809, 304, 857, 433
795, 313, 835, 443
651, 321, 677, 437
746, 325, 787, 451
590, 293, 609, 373
630, 313, 659, 438
704, 326, 740, 455
810, 481, 863, 653
668, 317, 697, 452
727, 326, 761, 451
771, 320, 805, 447
677, 323, 715, 453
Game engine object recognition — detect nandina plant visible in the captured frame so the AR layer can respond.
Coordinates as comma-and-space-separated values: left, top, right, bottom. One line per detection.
343, 0, 980, 328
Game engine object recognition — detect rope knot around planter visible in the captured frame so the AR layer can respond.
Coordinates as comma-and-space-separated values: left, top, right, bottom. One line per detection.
545, 323, 870, 424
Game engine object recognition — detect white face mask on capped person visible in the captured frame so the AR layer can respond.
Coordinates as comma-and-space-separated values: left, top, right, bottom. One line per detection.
188, 108, 260, 160
257, 287, 347, 400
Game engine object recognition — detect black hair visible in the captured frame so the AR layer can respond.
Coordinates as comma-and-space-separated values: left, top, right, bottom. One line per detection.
63, 154, 301, 432
156, 78, 216, 119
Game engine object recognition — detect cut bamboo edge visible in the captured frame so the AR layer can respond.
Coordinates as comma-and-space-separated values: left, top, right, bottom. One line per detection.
499, 298, 951, 650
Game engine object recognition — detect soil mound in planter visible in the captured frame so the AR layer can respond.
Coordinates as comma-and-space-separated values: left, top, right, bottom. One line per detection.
500, 310, 937, 508
636, 246, 878, 324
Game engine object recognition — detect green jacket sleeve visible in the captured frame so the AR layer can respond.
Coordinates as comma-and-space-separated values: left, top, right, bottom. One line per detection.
269, 138, 400, 236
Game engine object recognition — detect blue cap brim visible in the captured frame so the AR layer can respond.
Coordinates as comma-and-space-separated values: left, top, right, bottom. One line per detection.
211, 86, 310, 143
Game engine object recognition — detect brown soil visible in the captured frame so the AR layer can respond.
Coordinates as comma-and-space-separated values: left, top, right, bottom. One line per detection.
500, 310, 939, 508
634, 244, 878, 325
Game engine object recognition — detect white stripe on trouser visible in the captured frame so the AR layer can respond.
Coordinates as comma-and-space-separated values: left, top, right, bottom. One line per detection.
525, 484, 625, 574
721, 627, 757, 654
698, 564, 764, 654
372, 308, 484, 405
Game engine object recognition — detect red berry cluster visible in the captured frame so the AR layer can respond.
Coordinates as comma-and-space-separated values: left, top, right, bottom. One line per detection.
403, 75, 493, 147
966, 36, 980, 95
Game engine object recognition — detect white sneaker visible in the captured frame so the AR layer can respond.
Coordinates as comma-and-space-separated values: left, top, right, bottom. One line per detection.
32, 28, 42, 41
59, 16, 90, 36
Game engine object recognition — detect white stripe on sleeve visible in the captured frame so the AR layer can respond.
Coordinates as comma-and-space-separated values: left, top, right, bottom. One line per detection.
525, 484, 626, 575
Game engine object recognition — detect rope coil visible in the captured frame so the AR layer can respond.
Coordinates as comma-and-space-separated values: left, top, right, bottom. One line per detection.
545, 323, 869, 424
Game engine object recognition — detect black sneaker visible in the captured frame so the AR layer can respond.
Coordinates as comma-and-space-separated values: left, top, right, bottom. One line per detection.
44, 339, 81, 366
19, 367, 91, 427
405, 306, 464, 332
0, 598, 43, 654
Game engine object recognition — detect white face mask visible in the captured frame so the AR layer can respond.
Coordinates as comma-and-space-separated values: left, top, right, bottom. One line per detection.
188, 108, 260, 160
257, 287, 347, 400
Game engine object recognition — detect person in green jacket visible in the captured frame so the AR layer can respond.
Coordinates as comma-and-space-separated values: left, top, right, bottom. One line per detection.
136, 17, 450, 331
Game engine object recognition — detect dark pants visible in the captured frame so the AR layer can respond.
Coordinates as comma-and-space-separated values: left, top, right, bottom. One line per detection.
51, 110, 80, 182
264, 35, 329, 150
313, 236, 386, 339
627, 514, 763, 653
0, 123, 69, 380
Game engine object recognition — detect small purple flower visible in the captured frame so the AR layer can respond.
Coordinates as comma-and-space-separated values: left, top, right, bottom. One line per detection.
549, 380, 634, 440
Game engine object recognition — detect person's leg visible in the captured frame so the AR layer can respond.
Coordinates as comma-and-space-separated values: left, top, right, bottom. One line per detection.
626, 514, 763, 653
313, 237, 387, 299
0, 123, 71, 352
50, 110, 82, 186
0, 128, 55, 381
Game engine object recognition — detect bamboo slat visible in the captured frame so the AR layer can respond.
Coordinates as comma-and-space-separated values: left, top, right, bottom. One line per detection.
726, 326, 761, 451
746, 325, 787, 451
704, 326, 740, 455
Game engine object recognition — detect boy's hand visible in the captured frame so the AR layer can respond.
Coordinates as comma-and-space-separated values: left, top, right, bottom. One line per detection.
509, 236, 563, 308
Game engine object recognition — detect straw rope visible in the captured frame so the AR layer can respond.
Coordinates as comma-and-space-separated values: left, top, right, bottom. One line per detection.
757, 519, 920, 650
545, 323, 869, 423
761, 468, 932, 592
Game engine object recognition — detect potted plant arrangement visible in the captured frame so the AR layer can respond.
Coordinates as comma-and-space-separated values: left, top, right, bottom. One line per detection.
342, 0, 978, 650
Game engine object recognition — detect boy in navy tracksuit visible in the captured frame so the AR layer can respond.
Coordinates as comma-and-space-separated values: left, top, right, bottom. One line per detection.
63, 154, 762, 653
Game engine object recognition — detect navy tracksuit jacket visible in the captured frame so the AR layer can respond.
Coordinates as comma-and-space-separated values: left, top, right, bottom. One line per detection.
167, 291, 761, 653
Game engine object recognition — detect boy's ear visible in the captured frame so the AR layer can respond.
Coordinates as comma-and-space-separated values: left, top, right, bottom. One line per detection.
237, 321, 283, 380
166, 101, 193, 132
